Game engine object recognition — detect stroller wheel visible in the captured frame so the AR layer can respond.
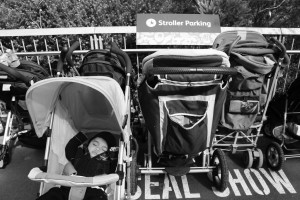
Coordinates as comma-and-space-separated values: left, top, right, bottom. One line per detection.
266, 142, 284, 171
211, 149, 229, 192
262, 122, 272, 137
253, 148, 264, 168
0, 145, 10, 169
243, 149, 254, 168
129, 150, 139, 195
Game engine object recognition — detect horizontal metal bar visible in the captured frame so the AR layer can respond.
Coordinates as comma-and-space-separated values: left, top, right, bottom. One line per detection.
215, 135, 257, 139
285, 154, 300, 159
287, 50, 300, 54
14, 49, 300, 57
140, 167, 213, 174
15, 49, 159, 57
1, 27, 300, 37
213, 143, 256, 147
0, 26, 136, 37
15, 50, 86, 56
287, 112, 300, 115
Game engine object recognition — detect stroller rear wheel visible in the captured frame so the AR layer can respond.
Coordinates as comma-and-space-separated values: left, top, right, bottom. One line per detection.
211, 149, 229, 192
262, 122, 272, 137
266, 142, 284, 171
243, 149, 254, 168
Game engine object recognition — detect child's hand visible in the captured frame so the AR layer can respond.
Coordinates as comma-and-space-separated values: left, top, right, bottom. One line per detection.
63, 161, 77, 176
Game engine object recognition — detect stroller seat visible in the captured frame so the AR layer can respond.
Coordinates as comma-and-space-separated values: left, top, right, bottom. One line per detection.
27, 41, 136, 200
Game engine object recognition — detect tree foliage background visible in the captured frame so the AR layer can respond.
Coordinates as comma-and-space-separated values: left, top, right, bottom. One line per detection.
0, 0, 299, 90
1, 0, 299, 28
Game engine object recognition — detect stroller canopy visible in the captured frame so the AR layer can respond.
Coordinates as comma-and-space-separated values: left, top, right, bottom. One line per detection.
26, 76, 126, 138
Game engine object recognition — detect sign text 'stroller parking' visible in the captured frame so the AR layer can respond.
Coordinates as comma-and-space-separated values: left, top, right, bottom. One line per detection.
136, 14, 221, 45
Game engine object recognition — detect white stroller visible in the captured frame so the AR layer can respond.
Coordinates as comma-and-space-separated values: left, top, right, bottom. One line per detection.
27, 42, 136, 200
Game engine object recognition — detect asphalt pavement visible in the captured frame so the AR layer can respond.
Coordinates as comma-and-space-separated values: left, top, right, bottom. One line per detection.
1, 136, 300, 200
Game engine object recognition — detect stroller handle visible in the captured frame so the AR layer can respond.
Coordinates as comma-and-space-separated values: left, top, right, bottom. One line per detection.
110, 41, 133, 74
65, 41, 80, 68
60, 41, 80, 76
146, 67, 237, 76
270, 37, 286, 58
270, 37, 290, 66
0, 63, 32, 85
56, 44, 69, 75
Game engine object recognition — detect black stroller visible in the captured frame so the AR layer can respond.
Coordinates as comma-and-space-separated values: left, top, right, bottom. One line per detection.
0, 59, 50, 168
263, 74, 300, 170
137, 48, 236, 192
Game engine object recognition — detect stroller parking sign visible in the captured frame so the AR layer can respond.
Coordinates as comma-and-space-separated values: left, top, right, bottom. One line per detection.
136, 14, 221, 45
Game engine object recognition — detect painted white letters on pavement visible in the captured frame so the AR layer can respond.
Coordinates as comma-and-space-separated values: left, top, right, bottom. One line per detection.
132, 168, 296, 199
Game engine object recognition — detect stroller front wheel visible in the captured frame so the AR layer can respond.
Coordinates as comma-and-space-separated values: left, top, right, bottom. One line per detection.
129, 150, 139, 195
243, 149, 254, 168
0, 144, 10, 169
266, 142, 284, 171
211, 149, 229, 192
253, 148, 264, 169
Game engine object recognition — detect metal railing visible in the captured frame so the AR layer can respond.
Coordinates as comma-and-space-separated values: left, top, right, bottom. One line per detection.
0, 26, 299, 90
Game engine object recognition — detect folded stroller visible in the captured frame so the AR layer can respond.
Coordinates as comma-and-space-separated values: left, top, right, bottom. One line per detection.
0, 59, 50, 168
27, 42, 136, 200
212, 30, 289, 168
137, 49, 236, 191
263, 74, 300, 170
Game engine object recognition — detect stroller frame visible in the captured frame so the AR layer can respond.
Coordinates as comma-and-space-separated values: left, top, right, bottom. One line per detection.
212, 31, 288, 169
0, 60, 48, 168
136, 49, 237, 192
265, 78, 300, 170
27, 41, 138, 200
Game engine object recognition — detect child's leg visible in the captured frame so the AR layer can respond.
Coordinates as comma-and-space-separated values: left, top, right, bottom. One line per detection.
36, 187, 67, 200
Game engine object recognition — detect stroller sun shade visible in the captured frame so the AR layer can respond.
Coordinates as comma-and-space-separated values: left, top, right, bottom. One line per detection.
26, 76, 126, 138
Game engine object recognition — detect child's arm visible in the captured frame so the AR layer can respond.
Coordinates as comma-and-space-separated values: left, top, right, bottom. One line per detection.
65, 131, 88, 162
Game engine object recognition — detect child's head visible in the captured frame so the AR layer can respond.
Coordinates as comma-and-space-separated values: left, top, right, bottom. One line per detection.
88, 137, 108, 158
87, 132, 116, 159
